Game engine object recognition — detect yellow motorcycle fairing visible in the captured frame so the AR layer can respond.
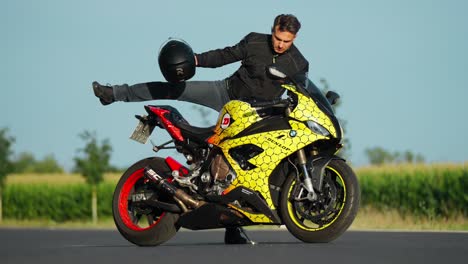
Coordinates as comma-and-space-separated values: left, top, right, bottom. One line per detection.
206, 84, 336, 224
283, 84, 337, 138
207, 100, 263, 146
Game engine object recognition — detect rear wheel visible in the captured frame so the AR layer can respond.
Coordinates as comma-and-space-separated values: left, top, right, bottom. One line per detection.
280, 159, 360, 243
112, 157, 180, 246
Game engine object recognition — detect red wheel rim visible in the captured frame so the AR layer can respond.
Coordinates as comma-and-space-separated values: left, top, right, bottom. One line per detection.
118, 168, 164, 231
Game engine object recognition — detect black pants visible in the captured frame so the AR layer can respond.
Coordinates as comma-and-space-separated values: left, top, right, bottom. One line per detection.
113, 80, 231, 112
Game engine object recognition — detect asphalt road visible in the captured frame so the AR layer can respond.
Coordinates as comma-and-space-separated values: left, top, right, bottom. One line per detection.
1, 228, 466, 264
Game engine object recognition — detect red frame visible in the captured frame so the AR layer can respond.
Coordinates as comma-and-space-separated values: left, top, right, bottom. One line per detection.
165, 157, 189, 177
147, 106, 184, 142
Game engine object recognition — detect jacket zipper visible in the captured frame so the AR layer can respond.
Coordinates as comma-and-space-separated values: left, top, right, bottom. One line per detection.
272, 54, 278, 64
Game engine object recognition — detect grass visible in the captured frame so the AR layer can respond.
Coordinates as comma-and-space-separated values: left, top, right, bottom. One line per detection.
350, 207, 468, 231
355, 161, 467, 175
5, 173, 121, 185
1, 207, 466, 231
0, 218, 117, 230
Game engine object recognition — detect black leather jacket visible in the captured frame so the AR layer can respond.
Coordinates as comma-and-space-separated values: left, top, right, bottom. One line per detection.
196, 32, 309, 101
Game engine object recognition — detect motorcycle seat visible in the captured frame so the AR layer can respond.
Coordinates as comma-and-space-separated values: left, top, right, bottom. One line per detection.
147, 105, 215, 143
176, 123, 215, 143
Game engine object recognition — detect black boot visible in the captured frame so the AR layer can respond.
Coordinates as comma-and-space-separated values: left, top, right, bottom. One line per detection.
92, 81, 115, 105
224, 227, 256, 245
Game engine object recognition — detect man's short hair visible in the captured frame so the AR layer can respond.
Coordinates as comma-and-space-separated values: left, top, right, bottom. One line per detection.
273, 14, 301, 34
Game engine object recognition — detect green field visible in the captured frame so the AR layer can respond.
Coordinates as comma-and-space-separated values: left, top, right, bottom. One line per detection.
1, 163, 467, 230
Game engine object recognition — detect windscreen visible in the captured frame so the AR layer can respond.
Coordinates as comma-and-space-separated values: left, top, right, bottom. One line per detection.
290, 74, 335, 116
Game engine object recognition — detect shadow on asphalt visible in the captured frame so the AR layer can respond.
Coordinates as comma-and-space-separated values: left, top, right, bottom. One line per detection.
64, 241, 305, 248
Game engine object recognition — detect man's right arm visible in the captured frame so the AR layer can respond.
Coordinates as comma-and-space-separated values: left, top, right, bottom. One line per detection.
195, 34, 250, 68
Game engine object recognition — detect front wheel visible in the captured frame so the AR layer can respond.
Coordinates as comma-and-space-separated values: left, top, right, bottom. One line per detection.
112, 157, 180, 246
279, 159, 360, 243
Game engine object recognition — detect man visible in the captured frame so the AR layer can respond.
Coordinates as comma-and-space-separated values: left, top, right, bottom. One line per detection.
93, 14, 309, 244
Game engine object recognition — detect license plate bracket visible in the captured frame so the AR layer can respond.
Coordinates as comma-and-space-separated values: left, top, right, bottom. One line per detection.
129, 118, 155, 144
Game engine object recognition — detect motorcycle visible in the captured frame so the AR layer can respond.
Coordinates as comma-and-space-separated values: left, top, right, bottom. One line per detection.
112, 67, 360, 246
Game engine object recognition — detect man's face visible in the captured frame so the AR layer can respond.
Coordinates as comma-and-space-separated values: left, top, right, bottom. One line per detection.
271, 25, 296, 54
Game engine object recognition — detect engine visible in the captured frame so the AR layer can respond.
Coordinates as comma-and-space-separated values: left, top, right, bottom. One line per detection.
172, 152, 237, 196
200, 154, 237, 195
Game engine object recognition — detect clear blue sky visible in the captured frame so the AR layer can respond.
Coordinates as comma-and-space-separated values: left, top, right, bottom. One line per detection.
2, 0, 467, 171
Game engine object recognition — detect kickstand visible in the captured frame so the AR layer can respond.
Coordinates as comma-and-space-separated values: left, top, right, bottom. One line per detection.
239, 228, 257, 245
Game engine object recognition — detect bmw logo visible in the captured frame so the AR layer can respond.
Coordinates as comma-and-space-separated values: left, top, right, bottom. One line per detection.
289, 130, 297, 137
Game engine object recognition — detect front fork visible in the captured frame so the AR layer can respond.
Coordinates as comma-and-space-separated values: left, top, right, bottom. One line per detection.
285, 105, 318, 202
296, 149, 318, 201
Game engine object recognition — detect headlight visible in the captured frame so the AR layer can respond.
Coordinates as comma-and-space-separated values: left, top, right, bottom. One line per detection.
306, 121, 330, 137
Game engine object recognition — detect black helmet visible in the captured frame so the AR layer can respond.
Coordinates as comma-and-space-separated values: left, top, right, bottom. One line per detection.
158, 39, 196, 83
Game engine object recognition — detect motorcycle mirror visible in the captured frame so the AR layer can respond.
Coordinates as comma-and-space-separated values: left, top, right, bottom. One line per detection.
326, 91, 340, 105
268, 66, 287, 79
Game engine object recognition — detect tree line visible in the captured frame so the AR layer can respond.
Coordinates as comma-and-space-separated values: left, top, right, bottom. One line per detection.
364, 146, 425, 165
1, 129, 122, 175
0, 128, 114, 223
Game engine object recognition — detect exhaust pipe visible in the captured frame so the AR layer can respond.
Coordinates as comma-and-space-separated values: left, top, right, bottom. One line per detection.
144, 167, 205, 211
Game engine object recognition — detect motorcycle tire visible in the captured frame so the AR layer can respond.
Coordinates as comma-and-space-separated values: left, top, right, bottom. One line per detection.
279, 159, 360, 243
112, 157, 180, 246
